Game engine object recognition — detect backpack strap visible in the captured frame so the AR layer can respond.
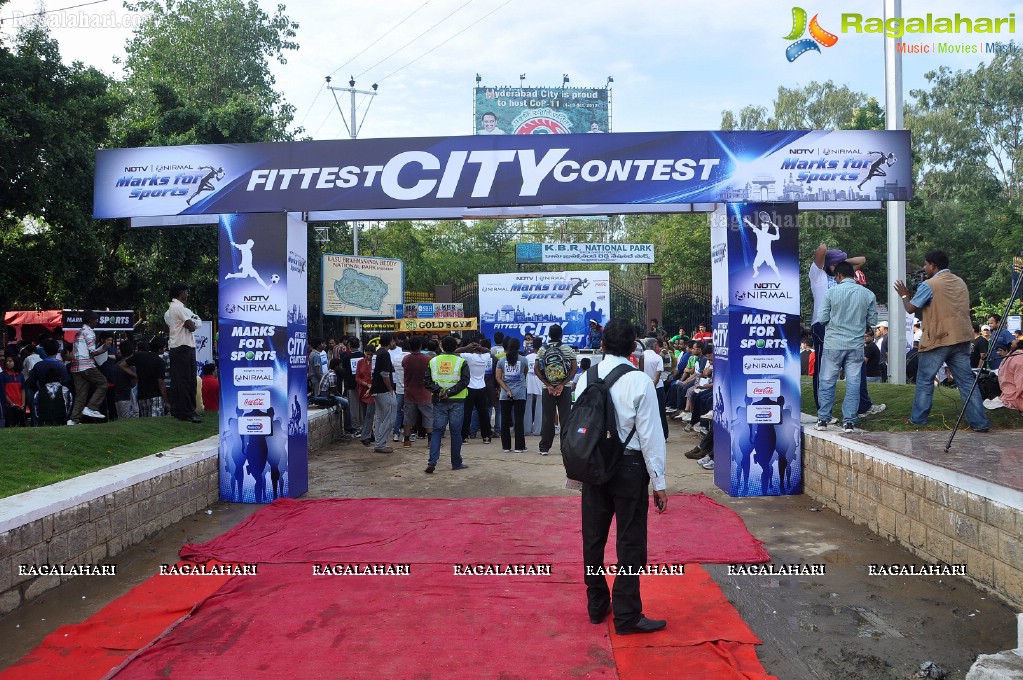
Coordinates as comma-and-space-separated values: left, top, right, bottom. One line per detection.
592, 363, 638, 449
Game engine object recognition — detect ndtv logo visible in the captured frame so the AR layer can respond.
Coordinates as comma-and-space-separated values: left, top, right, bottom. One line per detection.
788, 148, 815, 155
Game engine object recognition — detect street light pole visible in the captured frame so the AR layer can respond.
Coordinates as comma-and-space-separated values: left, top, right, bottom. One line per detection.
884, 0, 907, 384
326, 76, 379, 339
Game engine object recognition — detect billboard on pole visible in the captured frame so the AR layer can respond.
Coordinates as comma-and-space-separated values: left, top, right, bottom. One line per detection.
474, 86, 609, 135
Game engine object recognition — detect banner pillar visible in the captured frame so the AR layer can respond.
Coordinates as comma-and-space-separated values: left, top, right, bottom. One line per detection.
217, 213, 308, 502
710, 204, 803, 497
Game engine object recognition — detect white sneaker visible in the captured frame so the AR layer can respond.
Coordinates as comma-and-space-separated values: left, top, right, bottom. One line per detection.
701, 460, 715, 470
554, 425, 560, 434
514, 449, 527, 453
83, 407, 106, 420
673, 411, 687, 420
983, 396, 1004, 410
393, 433, 400, 441
66, 420, 77, 426
697, 454, 712, 466
700, 410, 713, 420
539, 450, 550, 456
864, 403, 887, 417
694, 425, 707, 435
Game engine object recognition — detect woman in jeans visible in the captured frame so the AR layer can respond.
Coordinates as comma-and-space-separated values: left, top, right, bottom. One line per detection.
495, 337, 528, 453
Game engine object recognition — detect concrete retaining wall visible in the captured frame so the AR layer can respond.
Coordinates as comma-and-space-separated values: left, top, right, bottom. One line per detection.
0, 408, 336, 614
803, 429, 1023, 609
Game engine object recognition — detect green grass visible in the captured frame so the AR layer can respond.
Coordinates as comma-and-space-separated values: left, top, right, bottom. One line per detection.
0, 417, 219, 499
800, 377, 1023, 432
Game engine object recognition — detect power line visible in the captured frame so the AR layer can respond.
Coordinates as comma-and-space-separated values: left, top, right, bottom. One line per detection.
327, 1, 432, 79
375, 0, 512, 84
354, 0, 476, 80
2, 0, 112, 23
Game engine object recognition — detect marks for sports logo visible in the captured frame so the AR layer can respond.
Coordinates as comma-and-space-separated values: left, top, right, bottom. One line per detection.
784, 7, 839, 62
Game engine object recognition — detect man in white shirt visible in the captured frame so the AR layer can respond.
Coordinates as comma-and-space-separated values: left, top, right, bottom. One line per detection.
641, 338, 668, 439
576, 319, 667, 636
478, 111, 506, 135
389, 341, 407, 441
164, 283, 202, 423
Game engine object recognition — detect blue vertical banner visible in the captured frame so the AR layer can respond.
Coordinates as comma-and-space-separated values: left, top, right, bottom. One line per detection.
712, 203, 803, 497
218, 213, 308, 503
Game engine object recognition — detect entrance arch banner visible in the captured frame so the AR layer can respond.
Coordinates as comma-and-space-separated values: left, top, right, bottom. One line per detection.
94, 130, 911, 220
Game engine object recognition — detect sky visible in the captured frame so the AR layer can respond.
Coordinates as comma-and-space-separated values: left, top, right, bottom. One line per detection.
0, 0, 1018, 140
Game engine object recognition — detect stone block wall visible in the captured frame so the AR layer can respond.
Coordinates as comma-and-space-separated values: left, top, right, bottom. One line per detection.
1, 408, 338, 615
803, 432, 1023, 609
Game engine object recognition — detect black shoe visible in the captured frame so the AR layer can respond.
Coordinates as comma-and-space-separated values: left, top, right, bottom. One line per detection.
615, 617, 666, 635
452, 464, 469, 470
189, 415, 202, 424
360, 439, 372, 446
588, 604, 611, 624
424, 464, 435, 474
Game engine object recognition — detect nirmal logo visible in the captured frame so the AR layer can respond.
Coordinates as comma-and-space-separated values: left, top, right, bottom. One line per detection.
784, 7, 839, 61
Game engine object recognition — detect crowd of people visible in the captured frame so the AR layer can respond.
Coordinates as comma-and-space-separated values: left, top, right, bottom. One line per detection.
0, 284, 219, 429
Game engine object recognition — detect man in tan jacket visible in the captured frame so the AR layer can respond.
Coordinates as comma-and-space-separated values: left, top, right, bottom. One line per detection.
894, 250, 989, 432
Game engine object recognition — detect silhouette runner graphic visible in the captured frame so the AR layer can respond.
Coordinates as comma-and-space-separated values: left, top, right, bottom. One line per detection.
186, 166, 224, 206
857, 151, 896, 190
563, 277, 589, 305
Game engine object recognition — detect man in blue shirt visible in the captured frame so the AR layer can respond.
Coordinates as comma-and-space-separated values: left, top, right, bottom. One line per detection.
816, 261, 878, 433
986, 313, 1014, 369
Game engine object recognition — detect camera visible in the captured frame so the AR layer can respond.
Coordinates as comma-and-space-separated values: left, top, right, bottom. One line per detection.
907, 268, 927, 289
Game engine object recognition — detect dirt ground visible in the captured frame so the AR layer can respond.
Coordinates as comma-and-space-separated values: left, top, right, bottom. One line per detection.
1, 430, 1017, 679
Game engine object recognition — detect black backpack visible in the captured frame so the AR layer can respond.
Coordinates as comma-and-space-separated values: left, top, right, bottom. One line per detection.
561, 364, 637, 485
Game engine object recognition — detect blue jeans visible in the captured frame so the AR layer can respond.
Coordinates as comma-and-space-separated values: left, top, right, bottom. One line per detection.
911, 341, 989, 430
430, 400, 464, 468
393, 393, 405, 435
817, 348, 862, 425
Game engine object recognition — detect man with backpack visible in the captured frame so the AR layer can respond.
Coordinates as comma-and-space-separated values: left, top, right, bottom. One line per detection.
572, 319, 668, 635
535, 324, 578, 456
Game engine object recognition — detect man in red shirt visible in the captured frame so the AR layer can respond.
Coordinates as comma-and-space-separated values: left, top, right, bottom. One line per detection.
401, 336, 433, 447
201, 364, 220, 412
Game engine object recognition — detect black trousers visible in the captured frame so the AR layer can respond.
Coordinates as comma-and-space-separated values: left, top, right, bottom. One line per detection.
582, 454, 650, 629
169, 345, 197, 419
499, 398, 526, 451
462, 386, 492, 439
811, 321, 825, 410
539, 388, 572, 453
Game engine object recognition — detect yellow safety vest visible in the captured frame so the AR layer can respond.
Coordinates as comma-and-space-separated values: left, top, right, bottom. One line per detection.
429, 354, 468, 400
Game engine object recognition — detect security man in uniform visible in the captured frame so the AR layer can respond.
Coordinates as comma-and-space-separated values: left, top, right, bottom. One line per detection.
424, 335, 471, 473
574, 319, 668, 635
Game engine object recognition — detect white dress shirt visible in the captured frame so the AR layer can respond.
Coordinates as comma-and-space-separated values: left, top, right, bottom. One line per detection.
574, 355, 666, 491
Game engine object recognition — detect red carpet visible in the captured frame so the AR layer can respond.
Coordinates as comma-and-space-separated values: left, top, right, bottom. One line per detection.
608, 565, 778, 680
0, 563, 231, 680
110, 563, 618, 679
180, 494, 770, 566
5, 495, 775, 679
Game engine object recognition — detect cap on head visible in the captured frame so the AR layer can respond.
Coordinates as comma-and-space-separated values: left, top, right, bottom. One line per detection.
824, 249, 848, 268
876, 321, 888, 328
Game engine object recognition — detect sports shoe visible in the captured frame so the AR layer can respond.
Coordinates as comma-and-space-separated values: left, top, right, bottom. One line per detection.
502, 449, 512, 453
66, 420, 77, 426
700, 460, 715, 470
814, 420, 828, 430
393, 433, 400, 442
514, 449, 527, 454
410, 434, 417, 442
83, 407, 106, 420
694, 425, 707, 435
684, 446, 704, 459
984, 397, 1004, 410
864, 403, 887, 417
700, 410, 713, 420
452, 464, 469, 470
682, 424, 694, 432
665, 407, 678, 414
539, 450, 549, 456
697, 454, 712, 466
374, 446, 394, 453
843, 422, 855, 433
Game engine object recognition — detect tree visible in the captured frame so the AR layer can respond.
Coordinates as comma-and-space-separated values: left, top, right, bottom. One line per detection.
0, 19, 117, 317
910, 52, 1023, 203
104, 0, 302, 328
720, 81, 871, 130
